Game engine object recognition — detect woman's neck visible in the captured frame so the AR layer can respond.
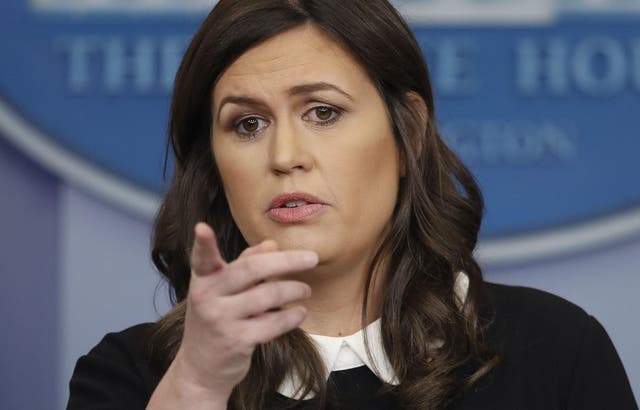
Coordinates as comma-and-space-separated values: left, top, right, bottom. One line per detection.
296, 258, 385, 337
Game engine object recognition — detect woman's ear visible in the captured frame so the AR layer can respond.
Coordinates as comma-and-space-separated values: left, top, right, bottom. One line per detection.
399, 91, 429, 177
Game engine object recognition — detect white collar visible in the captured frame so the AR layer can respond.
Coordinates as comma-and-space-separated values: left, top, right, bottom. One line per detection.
278, 271, 470, 399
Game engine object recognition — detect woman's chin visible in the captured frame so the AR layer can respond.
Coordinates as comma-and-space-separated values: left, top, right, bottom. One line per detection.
270, 233, 328, 253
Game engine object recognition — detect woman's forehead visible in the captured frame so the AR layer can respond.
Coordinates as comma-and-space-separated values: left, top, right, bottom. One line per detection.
212, 24, 369, 102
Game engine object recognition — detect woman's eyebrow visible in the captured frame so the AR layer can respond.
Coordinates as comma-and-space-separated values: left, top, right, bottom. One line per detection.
217, 96, 270, 121
287, 82, 354, 101
216, 82, 353, 121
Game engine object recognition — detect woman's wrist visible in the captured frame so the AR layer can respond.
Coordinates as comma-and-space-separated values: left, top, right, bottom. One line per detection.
146, 355, 231, 410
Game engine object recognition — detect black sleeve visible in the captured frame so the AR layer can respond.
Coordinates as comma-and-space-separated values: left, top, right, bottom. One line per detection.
66, 324, 158, 410
566, 316, 638, 410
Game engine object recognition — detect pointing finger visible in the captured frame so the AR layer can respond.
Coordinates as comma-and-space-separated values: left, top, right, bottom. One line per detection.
190, 222, 226, 276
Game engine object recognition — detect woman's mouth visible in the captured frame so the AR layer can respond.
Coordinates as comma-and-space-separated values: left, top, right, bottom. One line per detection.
267, 203, 327, 223
267, 192, 329, 223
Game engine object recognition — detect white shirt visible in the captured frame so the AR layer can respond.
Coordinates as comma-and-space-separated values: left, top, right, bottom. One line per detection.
278, 271, 470, 399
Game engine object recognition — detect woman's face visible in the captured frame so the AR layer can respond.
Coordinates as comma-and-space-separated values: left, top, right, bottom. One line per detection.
211, 24, 401, 271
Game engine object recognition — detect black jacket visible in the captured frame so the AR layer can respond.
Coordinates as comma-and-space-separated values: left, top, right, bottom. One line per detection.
67, 282, 638, 409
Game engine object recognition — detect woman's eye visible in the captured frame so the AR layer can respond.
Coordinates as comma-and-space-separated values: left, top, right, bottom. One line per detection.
305, 106, 340, 125
235, 117, 269, 138
233, 107, 339, 139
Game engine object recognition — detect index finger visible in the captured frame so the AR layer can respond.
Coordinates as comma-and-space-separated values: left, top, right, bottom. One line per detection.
190, 222, 226, 276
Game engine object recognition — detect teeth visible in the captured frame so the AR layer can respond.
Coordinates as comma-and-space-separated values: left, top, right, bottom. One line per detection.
284, 200, 309, 208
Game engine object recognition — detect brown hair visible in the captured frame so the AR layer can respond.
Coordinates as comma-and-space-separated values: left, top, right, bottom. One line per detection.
147, 1, 498, 409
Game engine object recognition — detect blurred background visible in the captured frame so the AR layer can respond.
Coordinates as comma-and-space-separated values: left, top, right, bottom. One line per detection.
1, 0, 639, 408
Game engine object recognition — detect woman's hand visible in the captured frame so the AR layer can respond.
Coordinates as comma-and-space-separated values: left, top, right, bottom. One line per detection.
147, 222, 316, 409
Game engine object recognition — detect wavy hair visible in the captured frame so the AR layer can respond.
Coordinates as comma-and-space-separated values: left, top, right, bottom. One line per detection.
146, 1, 498, 409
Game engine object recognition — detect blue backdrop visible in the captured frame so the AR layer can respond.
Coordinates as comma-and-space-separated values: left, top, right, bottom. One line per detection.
0, 1, 638, 408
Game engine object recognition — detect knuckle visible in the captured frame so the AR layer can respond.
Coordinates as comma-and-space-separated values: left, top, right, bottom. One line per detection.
220, 338, 239, 355
222, 331, 239, 348
245, 267, 262, 286
224, 333, 254, 357
188, 285, 205, 303
200, 300, 225, 324
237, 345, 254, 358
236, 260, 262, 287
187, 287, 209, 309
219, 327, 253, 356
243, 256, 260, 274
252, 332, 270, 345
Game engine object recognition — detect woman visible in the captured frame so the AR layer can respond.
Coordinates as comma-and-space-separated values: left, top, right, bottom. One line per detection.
67, 1, 637, 409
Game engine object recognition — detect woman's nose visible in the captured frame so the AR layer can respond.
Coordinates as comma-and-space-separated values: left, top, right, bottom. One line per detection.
268, 120, 313, 175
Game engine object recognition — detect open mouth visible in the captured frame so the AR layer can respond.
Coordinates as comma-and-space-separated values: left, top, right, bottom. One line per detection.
267, 200, 327, 223
268, 191, 327, 213
281, 200, 311, 208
